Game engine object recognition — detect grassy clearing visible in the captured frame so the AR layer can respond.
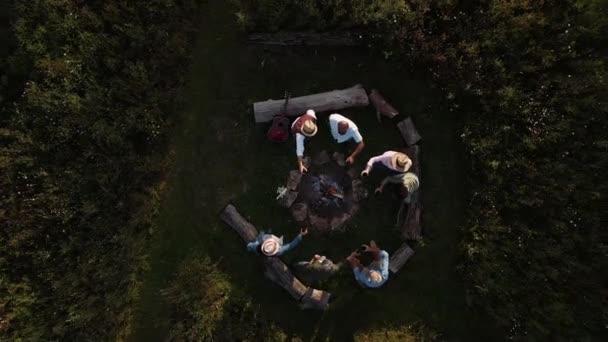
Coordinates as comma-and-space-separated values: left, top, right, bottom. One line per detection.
130, 1, 498, 340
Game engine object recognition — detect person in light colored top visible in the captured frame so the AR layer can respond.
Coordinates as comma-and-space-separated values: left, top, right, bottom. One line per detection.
360, 151, 412, 177
291, 110, 318, 173
375, 172, 420, 203
346, 242, 389, 288
247, 228, 309, 256
328, 113, 365, 164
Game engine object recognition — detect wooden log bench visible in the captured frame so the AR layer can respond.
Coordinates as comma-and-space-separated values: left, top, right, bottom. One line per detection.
397, 117, 421, 146
220, 204, 331, 309
402, 192, 422, 241
389, 242, 415, 274
253, 84, 369, 123
369, 89, 399, 122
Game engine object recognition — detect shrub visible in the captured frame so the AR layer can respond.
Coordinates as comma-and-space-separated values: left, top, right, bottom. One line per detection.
0, 0, 200, 339
163, 255, 295, 341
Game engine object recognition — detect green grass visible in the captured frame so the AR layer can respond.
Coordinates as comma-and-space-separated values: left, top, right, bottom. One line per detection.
130, 1, 498, 340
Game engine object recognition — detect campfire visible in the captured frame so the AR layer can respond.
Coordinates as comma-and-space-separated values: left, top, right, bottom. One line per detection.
278, 151, 368, 233
305, 173, 348, 217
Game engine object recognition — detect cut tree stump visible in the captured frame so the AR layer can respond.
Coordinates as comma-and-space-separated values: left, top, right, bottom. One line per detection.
286, 170, 303, 191
389, 243, 415, 273
312, 150, 331, 166
278, 190, 299, 208
253, 84, 369, 123
330, 213, 351, 231
332, 152, 346, 167
369, 89, 399, 121
291, 202, 308, 222
397, 117, 421, 146
302, 156, 311, 169
347, 167, 359, 180
247, 31, 363, 47
352, 179, 369, 201
220, 204, 330, 310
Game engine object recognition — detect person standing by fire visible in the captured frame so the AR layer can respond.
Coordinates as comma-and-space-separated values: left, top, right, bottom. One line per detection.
328, 113, 365, 165
292, 109, 318, 174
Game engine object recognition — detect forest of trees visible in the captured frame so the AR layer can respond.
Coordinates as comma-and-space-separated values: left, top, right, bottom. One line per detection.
235, 0, 607, 340
1, 0, 200, 339
1, 0, 606, 340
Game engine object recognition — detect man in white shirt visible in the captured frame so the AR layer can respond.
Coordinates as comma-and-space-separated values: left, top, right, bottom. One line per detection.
328, 113, 365, 165
292, 109, 318, 173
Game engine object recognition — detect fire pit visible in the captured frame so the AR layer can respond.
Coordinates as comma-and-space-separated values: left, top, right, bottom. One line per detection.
279, 151, 368, 233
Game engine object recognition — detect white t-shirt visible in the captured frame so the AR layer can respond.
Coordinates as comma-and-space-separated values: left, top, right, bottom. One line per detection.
329, 114, 363, 144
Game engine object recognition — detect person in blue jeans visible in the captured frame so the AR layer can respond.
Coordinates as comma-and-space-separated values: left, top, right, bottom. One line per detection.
346, 241, 389, 288
247, 228, 308, 256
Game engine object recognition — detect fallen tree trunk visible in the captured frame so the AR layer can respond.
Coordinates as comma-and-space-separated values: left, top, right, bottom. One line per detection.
247, 31, 363, 47
253, 84, 369, 123
397, 117, 422, 146
264, 257, 308, 300
369, 89, 399, 121
219, 204, 258, 242
220, 204, 331, 309
389, 243, 415, 273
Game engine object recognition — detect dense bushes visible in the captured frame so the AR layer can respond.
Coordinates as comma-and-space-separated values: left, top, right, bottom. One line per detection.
0, 0, 200, 339
235, 0, 607, 340
163, 255, 293, 341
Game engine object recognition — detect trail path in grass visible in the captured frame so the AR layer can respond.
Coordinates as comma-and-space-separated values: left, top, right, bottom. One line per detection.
130, 0, 498, 340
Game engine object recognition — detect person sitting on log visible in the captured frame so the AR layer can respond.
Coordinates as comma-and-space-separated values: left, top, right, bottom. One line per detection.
292, 109, 318, 174
246, 228, 309, 256
360, 151, 412, 177
346, 241, 389, 288
375, 172, 419, 202
294, 254, 340, 283
328, 113, 365, 165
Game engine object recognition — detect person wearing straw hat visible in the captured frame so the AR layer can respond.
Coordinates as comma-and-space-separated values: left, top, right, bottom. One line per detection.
375, 172, 420, 202
346, 241, 389, 288
360, 150, 412, 177
246, 228, 309, 257
328, 113, 365, 165
292, 109, 318, 174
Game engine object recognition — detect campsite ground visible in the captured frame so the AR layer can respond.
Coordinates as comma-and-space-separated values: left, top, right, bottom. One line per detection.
130, 1, 498, 340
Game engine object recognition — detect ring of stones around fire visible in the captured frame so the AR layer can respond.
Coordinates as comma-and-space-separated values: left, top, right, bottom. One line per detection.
278, 150, 369, 233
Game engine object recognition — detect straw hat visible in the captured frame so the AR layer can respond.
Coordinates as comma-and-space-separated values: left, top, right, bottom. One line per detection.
261, 238, 280, 256
390, 152, 411, 172
301, 120, 318, 137
368, 269, 382, 284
